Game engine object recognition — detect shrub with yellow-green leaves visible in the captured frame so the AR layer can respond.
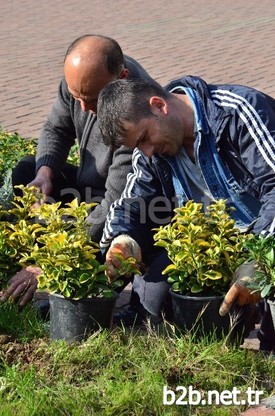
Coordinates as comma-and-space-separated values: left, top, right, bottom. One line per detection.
0, 128, 80, 208
0, 185, 139, 299
0, 186, 41, 284
20, 196, 139, 300
154, 199, 252, 296
24, 199, 111, 299
0, 128, 80, 186
0, 130, 36, 185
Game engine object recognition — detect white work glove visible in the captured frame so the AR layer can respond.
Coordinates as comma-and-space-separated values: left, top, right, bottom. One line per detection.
219, 260, 261, 316
105, 235, 142, 281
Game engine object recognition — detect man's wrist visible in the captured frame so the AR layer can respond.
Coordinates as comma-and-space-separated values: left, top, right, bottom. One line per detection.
36, 166, 54, 180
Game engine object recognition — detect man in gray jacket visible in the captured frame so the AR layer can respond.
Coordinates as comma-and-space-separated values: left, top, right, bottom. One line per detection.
2, 34, 155, 306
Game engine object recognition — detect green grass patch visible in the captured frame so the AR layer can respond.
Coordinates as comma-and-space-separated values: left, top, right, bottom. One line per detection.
0, 314, 273, 415
0, 301, 47, 342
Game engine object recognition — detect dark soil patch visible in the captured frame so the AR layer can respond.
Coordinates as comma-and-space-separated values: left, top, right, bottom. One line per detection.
0, 333, 51, 370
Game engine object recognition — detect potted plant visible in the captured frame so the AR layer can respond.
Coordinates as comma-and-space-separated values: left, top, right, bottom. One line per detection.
244, 234, 275, 330
153, 199, 252, 338
0, 185, 140, 342
0, 185, 41, 285
20, 195, 139, 343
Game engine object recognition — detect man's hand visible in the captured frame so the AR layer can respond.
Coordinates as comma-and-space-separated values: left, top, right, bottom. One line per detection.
28, 166, 54, 207
1, 266, 42, 307
105, 235, 142, 281
219, 260, 261, 316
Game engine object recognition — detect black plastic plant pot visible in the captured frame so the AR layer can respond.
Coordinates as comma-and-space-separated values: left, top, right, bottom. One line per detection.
169, 289, 230, 339
49, 292, 118, 343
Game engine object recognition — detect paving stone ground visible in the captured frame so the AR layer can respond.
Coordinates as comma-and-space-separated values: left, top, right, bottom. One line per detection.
1, 0, 275, 138
1, 0, 275, 413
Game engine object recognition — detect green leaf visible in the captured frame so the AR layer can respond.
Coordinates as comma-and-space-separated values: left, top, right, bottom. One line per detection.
74, 287, 89, 300
79, 273, 91, 284
190, 284, 203, 294
265, 248, 274, 265
162, 264, 177, 275
102, 289, 115, 298
58, 281, 68, 293
261, 284, 272, 298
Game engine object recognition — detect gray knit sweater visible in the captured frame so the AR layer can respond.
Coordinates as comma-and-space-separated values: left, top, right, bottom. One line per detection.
36, 56, 155, 243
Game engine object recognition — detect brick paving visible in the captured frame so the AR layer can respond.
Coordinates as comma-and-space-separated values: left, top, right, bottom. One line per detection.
1, 0, 275, 138
1, 0, 274, 413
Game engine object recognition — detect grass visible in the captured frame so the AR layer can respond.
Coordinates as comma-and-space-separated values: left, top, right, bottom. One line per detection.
0, 302, 273, 416
0, 301, 46, 342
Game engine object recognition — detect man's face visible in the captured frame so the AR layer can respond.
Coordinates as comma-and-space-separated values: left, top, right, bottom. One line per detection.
122, 112, 183, 157
64, 57, 117, 114
67, 75, 116, 113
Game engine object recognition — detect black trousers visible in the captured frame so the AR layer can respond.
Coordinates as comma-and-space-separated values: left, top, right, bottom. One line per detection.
257, 299, 275, 351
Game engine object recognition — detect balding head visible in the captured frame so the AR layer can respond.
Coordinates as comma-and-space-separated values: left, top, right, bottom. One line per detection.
64, 34, 128, 113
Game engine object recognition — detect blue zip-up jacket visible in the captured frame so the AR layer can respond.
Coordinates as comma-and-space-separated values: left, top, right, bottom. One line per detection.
100, 76, 275, 254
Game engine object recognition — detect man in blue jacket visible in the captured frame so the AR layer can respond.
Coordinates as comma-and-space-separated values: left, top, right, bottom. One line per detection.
97, 77, 275, 351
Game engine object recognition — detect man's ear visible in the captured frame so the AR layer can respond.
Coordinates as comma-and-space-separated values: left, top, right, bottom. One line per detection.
149, 96, 168, 115
120, 68, 129, 79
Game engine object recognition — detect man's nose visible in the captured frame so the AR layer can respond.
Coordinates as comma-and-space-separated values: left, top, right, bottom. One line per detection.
80, 100, 89, 112
80, 100, 97, 113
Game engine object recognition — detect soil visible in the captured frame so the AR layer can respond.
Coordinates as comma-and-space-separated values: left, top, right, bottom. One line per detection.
0, 334, 50, 370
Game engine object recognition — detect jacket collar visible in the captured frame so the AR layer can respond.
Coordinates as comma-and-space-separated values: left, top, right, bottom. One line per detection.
165, 75, 231, 140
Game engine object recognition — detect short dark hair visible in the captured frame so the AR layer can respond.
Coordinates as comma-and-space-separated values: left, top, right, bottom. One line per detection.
64, 34, 125, 77
97, 78, 169, 147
